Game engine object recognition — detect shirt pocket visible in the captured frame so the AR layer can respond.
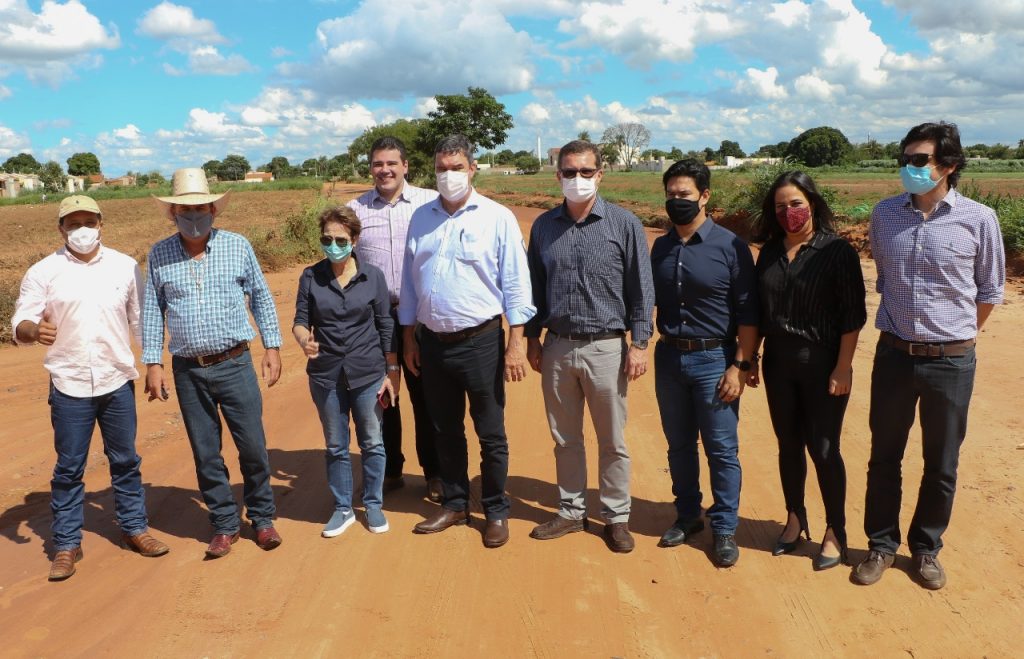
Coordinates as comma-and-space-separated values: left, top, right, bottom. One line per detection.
456, 233, 489, 262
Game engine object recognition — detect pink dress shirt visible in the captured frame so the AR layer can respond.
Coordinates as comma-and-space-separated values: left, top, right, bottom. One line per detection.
12, 245, 142, 397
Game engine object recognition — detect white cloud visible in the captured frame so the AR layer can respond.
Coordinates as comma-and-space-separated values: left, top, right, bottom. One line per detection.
0, 0, 119, 86
769, 0, 811, 27
137, 2, 223, 43
270, 46, 292, 58
520, 103, 550, 125
884, 0, 1024, 34
282, 0, 536, 99
793, 73, 841, 100
113, 124, 143, 140
0, 84, 10, 100
736, 67, 787, 100
163, 63, 185, 76
0, 124, 31, 159
412, 97, 438, 117
186, 108, 265, 139
187, 46, 256, 75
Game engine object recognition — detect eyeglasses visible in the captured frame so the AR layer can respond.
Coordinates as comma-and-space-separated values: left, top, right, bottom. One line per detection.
320, 236, 351, 248
899, 152, 933, 168
559, 167, 599, 179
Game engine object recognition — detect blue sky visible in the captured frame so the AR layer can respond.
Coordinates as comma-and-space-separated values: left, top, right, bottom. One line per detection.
2, 0, 1022, 175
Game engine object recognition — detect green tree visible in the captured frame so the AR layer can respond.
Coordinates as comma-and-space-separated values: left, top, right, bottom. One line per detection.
965, 143, 989, 158
147, 170, 166, 186
415, 87, 514, 157
601, 122, 650, 169
641, 148, 669, 160
601, 142, 620, 168
494, 149, 516, 165
786, 126, 853, 167
202, 160, 222, 178
219, 154, 250, 181
265, 156, 294, 179
66, 152, 101, 176
39, 160, 67, 192
514, 153, 541, 174
327, 153, 354, 178
667, 147, 684, 160
1016, 139, 1024, 159
348, 118, 430, 179
577, 130, 592, 142
2, 152, 42, 173
703, 147, 717, 162
718, 140, 745, 160
987, 143, 1011, 159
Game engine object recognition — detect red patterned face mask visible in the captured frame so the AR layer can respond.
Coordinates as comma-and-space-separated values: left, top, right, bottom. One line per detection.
777, 206, 811, 234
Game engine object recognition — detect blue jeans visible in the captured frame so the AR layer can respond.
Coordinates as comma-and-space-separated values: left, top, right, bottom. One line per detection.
172, 350, 276, 534
49, 381, 148, 550
309, 377, 386, 513
654, 343, 742, 534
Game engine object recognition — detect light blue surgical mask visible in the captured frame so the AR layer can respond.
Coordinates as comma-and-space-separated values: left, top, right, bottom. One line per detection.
321, 239, 352, 263
174, 210, 214, 239
899, 165, 941, 195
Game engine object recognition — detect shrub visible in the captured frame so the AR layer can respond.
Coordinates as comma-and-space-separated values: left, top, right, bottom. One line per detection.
959, 180, 1024, 253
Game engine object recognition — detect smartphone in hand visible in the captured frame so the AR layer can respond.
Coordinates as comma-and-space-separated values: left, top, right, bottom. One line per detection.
377, 389, 391, 409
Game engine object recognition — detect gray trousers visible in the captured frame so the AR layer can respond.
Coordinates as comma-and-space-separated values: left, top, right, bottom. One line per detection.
541, 334, 630, 523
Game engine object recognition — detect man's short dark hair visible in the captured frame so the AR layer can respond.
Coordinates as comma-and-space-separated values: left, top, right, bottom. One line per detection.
557, 140, 602, 170
434, 134, 475, 164
900, 121, 967, 188
369, 136, 408, 162
663, 159, 711, 193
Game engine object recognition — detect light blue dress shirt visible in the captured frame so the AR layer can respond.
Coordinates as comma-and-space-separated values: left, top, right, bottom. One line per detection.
398, 189, 535, 332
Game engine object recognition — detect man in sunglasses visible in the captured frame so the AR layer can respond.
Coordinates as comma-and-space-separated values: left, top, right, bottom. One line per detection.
142, 167, 284, 558
524, 139, 655, 553
854, 122, 1005, 590
347, 136, 442, 501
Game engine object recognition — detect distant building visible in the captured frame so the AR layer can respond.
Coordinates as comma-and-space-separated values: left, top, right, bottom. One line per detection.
66, 175, 86, 193
244, 171, 274, 184
104, 175, 136, 187
86, 173, 105, 189
0, 173, 42, 198
723, 156, 783, 169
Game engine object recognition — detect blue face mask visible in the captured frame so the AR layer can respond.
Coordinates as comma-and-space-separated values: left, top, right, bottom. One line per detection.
899, 165, 941, 195
321, 240, 352, 263
175, 210, 214, 239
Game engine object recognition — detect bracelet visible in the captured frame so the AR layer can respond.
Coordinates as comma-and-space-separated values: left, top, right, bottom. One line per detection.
386, 364, 401, 373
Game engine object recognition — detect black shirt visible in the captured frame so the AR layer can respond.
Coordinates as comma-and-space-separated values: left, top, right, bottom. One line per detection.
650, 219, 758, 340
293, 259, 395, 390
755, 232, 866, 350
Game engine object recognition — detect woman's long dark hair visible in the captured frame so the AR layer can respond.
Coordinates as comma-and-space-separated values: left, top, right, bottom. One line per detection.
753, 170, 836, 243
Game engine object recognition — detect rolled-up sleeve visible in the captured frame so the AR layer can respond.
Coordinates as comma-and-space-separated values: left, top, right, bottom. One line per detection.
498, 213, 536, 326
127, 263, 143, 346
731, 237, 759, 327
975, 207, 1006, 304
141, 254, 166, 363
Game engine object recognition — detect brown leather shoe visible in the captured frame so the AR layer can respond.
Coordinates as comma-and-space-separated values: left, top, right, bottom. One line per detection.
426, 477, 444, 504
255, 526, 282, 551
413, 507, 470, 534
912, 554, 947, 590
205, 532, 240, 558
49, 547, 83, 581
603, 522, 635, 553
121, 531, 170, 557
483, 519, 509, 548
852, 549, 895, 585
530, 514, 588, 540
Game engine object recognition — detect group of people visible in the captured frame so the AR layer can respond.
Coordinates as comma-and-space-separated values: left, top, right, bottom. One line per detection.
13, 121, 1004, 593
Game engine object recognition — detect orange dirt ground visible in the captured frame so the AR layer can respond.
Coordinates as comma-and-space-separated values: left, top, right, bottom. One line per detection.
0, 193, 1022, 657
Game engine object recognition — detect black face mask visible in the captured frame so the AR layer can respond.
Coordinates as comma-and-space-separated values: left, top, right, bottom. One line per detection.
666, 198, 702, 226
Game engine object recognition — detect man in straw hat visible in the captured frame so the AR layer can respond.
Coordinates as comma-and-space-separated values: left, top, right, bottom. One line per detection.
12, 195, 170, 581
141, 168, 284, 558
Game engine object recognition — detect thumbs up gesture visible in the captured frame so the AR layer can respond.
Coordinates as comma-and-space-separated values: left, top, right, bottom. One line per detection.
302, 335, 320, 359
36, 317, 58, 345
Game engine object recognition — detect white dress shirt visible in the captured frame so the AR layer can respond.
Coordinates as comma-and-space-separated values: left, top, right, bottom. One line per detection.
12, 245, 142, 397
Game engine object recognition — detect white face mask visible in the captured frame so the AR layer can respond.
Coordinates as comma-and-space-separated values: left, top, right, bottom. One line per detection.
561, 175, 597, 204
67, 226, 100, 254
436, 170, 470, 202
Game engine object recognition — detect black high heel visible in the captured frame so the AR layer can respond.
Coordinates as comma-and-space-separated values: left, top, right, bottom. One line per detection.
813, 526, 848, 571
772, 509, 810, 556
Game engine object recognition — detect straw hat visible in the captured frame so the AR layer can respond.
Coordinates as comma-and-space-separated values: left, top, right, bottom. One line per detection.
154, 167, 229, 215
58, 195, 101, 220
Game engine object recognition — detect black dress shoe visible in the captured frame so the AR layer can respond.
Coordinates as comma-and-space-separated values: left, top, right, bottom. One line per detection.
812, 527, 848, 571
413, 507, 469, 534
483, 519, 509, 548
713, 534, 739, 567
772, 509, 810, 556
658, 518, 705, 548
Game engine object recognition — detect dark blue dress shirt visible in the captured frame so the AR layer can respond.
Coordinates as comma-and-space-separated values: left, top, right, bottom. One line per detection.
650, 219, 758, 340
293, 259, 394, 390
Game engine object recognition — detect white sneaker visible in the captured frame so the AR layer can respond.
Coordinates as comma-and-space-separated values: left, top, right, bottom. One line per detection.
322, 509, 356, 538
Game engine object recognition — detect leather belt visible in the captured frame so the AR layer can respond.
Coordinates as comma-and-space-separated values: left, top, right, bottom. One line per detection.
428, 317, 501, 344
659, 336, 725, 352
189, 341, 249, 367
548, 330, 625, 342
880, 332, 975, 357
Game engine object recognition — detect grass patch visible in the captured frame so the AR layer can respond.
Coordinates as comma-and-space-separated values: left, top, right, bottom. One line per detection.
245, 195, 331, 271
0, 278, 20, 343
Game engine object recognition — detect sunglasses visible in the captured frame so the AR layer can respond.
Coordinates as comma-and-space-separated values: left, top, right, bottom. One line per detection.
899, 152, 933, 168
320, 236, 351, 248
559, 167, 600, 179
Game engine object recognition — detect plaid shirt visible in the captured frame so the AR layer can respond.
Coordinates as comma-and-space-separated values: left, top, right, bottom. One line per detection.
142, 229, 282, 363
869, 188, 1004, 342
348, 182, 438, 304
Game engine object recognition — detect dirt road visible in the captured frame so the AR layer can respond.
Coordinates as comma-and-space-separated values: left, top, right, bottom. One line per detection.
1, 205, 1022, 657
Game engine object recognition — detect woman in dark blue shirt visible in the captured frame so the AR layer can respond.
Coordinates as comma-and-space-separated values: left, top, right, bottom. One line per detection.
292, 206, 398, 538
749, 171, 866, 571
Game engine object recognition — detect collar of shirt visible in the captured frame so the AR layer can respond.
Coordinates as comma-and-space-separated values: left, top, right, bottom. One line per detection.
665, 216, 715, 245
371, 184, 410, 207
899, 186, 959, 213
175, 227, 220, 258
557, 195, 609, 224
431, 188, 482, 218
315, 258, 369, 291
61, 244, 107, 265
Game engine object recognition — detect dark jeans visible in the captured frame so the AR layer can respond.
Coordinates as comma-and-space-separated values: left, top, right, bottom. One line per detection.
48, 381, 148, 550
653, 342, 742, 534
762, 335, 848, 536
172, 350, 276, 534
419, 325, 509, 519
864, 340, 976, 556
383, 312, 440, 479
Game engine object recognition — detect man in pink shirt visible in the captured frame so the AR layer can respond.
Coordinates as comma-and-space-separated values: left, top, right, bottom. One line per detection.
12, 196, 169, 581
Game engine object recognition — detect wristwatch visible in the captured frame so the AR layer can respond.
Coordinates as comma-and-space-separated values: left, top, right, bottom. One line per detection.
631, 340, 649, 350
386, 364, 401, 373
732, 359, 752, 371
